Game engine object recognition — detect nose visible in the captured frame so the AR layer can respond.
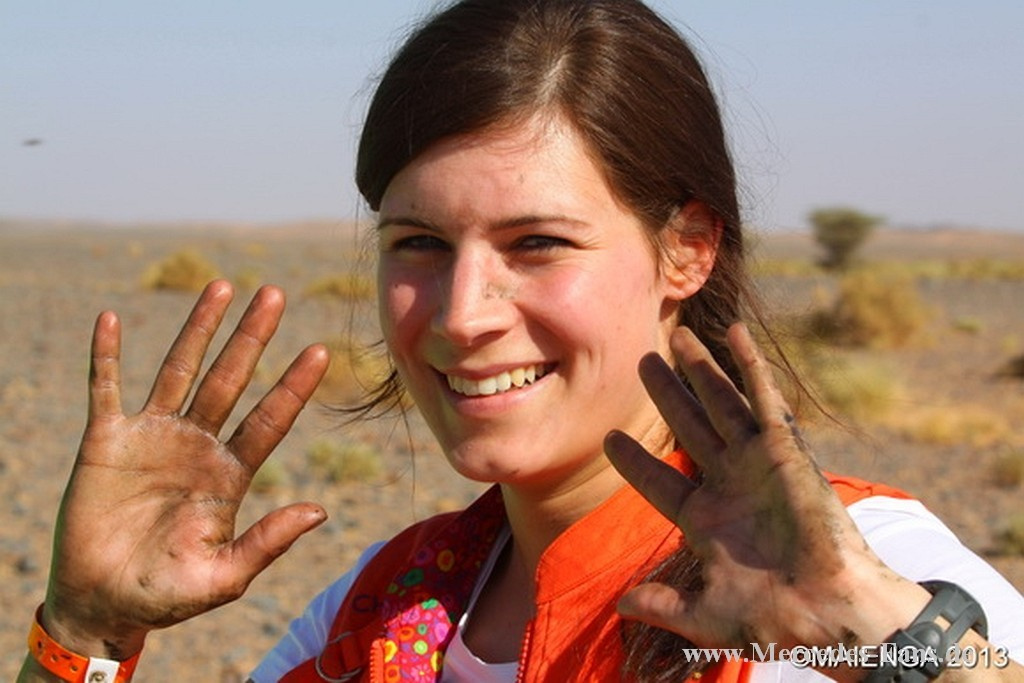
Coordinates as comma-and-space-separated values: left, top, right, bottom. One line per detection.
431, 246, 517, 347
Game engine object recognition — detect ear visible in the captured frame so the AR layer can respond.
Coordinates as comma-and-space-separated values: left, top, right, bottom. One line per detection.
657, 200, 722, 301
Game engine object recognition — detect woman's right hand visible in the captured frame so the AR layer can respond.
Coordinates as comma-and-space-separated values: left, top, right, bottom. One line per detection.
41, 280, 329, 660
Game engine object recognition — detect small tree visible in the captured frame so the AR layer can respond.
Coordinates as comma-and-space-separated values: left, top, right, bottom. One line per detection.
809, 207, 880, 271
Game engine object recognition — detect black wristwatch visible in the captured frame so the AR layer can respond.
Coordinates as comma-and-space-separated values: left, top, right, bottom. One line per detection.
864, 580, 988, 682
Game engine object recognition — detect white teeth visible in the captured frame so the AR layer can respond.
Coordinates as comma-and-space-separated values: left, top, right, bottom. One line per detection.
496, 372, 512, 392
447, 364, 547, 397
478, 376, 498, 396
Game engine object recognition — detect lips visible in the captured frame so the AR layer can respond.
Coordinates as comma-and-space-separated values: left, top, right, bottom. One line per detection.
446, 363, 548, 397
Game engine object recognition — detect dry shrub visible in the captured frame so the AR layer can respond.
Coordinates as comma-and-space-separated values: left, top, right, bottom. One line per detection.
756, 325, 833, 422
897, 407, 1010, 449
251, 458, 289, 493
944, 258, 1024, 281
808, 268, 930, 349
750, 258, 819, 278
242, 242, 268, 259
141, 249, 219, 291
304, 273, 375, 301
994, 514, 1024, 557
872, 259, 1024, 282
315, 338, 393, 404
233, 266, 263, 292
810, 356, 905, 422
307, 439, 381, 483
761, 319, 904, 424
1001, 335, 1020, 356
990, 451, 1024, 488
951, 317, 983, 335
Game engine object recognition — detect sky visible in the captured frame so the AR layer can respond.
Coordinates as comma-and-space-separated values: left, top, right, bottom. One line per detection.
2, 1, 1022, 232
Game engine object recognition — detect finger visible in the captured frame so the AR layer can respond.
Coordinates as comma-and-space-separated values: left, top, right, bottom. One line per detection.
145, 280, 234, 415
637, 352, 723, 466
617, 582, 697, 640
217, 502, 328, 601
226, 344, 330, 471
605, 430, 698, 525
726, 323, 791, 436
88, 311, 123, 420
186, 286, 286, 434
670, 327, 759, 445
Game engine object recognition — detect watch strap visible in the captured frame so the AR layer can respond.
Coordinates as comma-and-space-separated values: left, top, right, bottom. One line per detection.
864, 580, 987, 682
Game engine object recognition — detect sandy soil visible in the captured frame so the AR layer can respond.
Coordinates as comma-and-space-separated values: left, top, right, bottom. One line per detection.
1, 222, 1021, 680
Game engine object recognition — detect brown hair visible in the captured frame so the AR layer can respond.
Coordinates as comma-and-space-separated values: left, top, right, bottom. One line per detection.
355, 0, 766, 678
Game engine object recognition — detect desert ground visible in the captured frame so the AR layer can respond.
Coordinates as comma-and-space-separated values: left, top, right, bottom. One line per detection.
1, 220, 1022, 680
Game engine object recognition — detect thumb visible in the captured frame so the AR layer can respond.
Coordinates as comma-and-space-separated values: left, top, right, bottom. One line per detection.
224, 503, 328, 593
617, 582, 698, 639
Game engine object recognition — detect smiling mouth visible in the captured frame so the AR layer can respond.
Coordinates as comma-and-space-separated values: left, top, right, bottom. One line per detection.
446, 363, 549, 397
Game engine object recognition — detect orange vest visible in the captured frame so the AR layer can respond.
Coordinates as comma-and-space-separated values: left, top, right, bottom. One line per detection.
281, 454, 910, 682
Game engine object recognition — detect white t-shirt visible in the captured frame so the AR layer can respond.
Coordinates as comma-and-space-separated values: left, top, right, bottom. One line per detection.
250, 496, 1024, 682
437, 526, 518, 683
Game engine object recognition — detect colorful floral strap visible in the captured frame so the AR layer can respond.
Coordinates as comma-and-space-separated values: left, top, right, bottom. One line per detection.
309, 486, 507, 682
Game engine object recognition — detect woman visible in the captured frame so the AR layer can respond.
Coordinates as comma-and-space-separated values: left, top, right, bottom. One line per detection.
19, 1, 1024, 681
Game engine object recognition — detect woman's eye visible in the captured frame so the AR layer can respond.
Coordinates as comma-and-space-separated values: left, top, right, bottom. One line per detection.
515, 235, 571, 251
390, 234, 450, 252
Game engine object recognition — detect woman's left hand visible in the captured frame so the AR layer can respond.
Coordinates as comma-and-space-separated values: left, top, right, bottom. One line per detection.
604, 323, 930, 664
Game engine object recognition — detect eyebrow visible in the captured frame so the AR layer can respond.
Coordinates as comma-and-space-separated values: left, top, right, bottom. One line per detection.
376, 214, 588, 232
375, 215, 437, 232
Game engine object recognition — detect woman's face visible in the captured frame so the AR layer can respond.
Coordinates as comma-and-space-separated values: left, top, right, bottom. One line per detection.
376, 116, 688, 492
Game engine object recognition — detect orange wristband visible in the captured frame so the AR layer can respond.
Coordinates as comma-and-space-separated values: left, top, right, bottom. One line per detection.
27, 606, 140, 682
